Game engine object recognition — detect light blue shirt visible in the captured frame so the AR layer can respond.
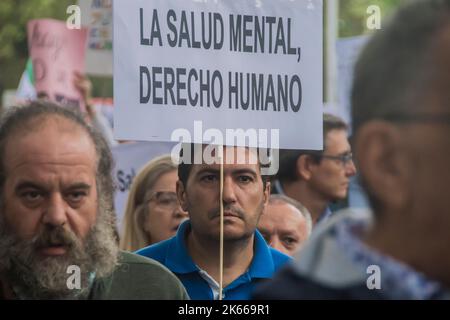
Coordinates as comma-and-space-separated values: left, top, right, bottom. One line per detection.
335, 217, 450, 299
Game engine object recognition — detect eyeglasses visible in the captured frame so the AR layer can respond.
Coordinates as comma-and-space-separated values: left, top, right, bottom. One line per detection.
320, 153, 353, 167
147, 191, 179, 210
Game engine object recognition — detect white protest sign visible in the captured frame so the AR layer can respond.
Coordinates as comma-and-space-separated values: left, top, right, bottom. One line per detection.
114, 0, 323, 150
336, 35, 370, 128
112, 141, 175, 232
79, 0, 113, 76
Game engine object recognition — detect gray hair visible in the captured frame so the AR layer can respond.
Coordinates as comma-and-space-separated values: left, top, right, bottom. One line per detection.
269, 194, 313, 237
0, 101, 116, 214
352, 0, 450, 133
0, 101, 120, 298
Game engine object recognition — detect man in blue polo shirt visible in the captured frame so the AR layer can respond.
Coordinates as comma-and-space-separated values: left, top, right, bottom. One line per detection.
137, 145, 291, 300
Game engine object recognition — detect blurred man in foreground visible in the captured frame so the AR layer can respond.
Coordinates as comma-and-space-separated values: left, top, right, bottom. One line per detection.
254, 0, 450, 299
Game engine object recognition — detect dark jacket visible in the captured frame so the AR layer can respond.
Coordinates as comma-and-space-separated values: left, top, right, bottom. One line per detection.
89, 251, 189, 299
253, 209, 385, 300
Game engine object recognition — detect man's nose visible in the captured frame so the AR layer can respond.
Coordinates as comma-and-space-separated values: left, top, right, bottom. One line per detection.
42, 193, 68, 227
345, 159, 357, 176
222, 176, 237, 204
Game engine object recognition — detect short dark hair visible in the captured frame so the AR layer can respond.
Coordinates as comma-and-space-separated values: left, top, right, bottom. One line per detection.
352, 0, 450, 134
0, 101, 115, 213
277, 113, 348, 183
177, 144, 202, 188
177, 144, 268, 189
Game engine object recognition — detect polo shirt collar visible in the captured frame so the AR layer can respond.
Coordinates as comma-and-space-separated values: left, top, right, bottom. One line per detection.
247, 230, 275, 279
164, 220, 199, 274
164, 221, 275, 279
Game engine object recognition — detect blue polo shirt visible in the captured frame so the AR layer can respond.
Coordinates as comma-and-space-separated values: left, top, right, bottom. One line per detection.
136, 220, 291, 300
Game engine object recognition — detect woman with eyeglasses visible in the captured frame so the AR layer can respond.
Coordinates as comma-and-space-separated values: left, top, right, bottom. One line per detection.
120, 155, 189, 252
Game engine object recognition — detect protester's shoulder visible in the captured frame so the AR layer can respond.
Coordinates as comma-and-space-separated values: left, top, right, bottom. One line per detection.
254, 229, 291, 268
253, 264, 331, 299
253, 208, 381, 300
120, 249, 164, 266
117, 250, 174, 279
253, 264, 382, 300
135, 237, 171, 262
269, 247, 292, 269
93, 251, 188, 300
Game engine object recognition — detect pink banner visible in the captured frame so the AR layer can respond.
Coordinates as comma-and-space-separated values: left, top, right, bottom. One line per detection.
27, 19, 88, 111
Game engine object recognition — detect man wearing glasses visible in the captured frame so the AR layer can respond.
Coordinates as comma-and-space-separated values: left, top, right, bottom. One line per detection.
273, 113, 357, 225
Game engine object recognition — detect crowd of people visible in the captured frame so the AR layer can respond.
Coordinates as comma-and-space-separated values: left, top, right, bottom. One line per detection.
1, 0, 450, 300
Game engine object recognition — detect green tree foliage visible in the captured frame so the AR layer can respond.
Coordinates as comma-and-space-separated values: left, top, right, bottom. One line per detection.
0, 0, 408, 100
0, 0, 73, 60
339, 0, 407, 37
0, 0, 72, 92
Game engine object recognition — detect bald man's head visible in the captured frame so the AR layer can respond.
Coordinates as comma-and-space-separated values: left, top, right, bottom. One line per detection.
258, 195, 311, 256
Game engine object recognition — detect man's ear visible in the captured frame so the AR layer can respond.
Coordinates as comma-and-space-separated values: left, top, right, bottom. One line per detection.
296, 154, 315, 180
176, 180, 189, 211
263, 181, 271, 205
355, 121, 412, 211
261, 181, 271, 216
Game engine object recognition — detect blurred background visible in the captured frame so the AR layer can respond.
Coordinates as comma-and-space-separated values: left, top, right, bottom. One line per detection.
0, 0, 406, 108
0, 0, 113, 105
0, 0, 409, 228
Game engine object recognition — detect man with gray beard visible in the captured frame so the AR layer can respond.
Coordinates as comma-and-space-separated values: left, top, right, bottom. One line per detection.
0, 101, 189, 300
